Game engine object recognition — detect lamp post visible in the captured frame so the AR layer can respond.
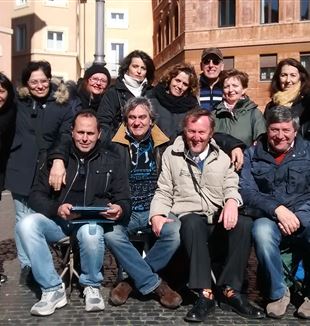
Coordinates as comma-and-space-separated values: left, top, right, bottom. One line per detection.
94, 0, 106, 64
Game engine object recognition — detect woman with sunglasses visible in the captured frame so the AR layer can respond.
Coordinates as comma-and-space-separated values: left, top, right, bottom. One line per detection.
5, 61, 74, 283
0, 72, 16, 285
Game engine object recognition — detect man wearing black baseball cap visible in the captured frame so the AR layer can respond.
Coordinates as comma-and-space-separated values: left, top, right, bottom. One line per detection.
199, 47, 224, 111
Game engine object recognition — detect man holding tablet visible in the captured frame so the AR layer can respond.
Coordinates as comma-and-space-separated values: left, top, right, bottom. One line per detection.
16, 110, 131, 316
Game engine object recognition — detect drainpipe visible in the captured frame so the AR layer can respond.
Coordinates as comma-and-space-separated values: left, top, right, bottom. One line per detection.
94, 0, 106, 64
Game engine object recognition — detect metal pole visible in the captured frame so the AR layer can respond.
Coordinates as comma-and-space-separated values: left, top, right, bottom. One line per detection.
94, 0, 106, 64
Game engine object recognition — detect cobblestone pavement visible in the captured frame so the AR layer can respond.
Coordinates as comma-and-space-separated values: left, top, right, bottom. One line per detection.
0, 192, 308, 325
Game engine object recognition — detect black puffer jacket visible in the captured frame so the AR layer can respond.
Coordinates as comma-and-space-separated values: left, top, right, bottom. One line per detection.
29, 142, 131, 221
5, 82, 74, 196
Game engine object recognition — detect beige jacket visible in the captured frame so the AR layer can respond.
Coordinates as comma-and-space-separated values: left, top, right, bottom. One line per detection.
149, 136, 242, 223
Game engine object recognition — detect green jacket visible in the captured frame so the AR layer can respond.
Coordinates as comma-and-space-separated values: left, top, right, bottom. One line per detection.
213, 96, 266, 147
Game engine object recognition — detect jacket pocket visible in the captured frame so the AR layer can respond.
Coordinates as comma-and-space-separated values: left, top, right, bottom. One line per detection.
287, 166, 307, 194
252, 166, 274, 193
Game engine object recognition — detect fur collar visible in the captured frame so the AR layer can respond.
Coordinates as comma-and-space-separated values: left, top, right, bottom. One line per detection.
17, 77, 69, 104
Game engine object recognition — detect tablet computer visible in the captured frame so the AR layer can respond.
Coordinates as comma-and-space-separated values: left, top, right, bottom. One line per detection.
70, 206, 111, 219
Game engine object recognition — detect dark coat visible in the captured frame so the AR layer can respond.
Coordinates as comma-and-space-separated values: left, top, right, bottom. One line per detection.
97, 77, 152, 143
148, 83, 198, 142
29, 142, 131, 222
0, 97, 16, 196
5, 82, 74, 197
239, 134, 310, 227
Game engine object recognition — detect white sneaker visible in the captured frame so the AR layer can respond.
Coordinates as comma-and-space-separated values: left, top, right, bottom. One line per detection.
83, 286, 105, 312
30, 283, 67, 316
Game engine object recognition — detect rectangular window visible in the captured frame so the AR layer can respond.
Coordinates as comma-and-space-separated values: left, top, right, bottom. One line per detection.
47, 31, 64, 50
261, 0, 279, 24
223, 57, 234, 69
301, 0, 310, 20
16, 0, 27, 5
109, 42, 125, 74
218, 0, 235, 27
45, 0, 68, 7
111, 43, 124, 64
301, 53, 310, 74
15, 24, 27, 52
107, 10, 128, 28
260, 54, 277, 81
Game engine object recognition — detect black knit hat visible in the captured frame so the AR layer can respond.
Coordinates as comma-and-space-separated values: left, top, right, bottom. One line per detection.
84, 64, 111, 85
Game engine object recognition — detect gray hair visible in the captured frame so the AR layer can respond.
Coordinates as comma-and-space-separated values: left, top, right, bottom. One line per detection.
123, 97, 157, 123
265, 106, 299, 131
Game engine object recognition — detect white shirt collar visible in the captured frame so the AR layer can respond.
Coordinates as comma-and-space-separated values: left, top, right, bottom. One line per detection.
191, 144, 210, 161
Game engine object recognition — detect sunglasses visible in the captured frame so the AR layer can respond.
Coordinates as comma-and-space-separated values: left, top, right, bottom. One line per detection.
203, 58, 221, 66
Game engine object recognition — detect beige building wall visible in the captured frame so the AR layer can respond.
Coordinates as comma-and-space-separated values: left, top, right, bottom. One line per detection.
11, 0, 78, 84
0, 2, 13, 78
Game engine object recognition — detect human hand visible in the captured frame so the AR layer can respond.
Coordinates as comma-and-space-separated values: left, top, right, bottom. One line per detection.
100, 203, 123, 220
218, 198, 238, 230
49, 159, 66, 191
150, 215, 174, 237
230, 147, 244, 171
57, 203, 76, 220
275, 205, 300, 235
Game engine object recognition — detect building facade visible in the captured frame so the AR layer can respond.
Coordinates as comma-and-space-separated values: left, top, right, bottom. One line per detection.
152, 0, 310, 109
8, 0, 153, 84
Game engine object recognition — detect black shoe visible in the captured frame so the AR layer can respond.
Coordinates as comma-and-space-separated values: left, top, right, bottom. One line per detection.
184, 295, 216, 322
219, 290, 265, 319
19, 266, 33, 286
0, 274, 7, 284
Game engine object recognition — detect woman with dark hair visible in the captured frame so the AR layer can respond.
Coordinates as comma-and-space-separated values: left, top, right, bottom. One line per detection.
148, 63, 199, 141
0, 72, 16, 284
213, 69, 266, 147
265, 58, 310, 138
97, 50, 155, 142
72, 63, 111, 112
4, 60, 74, 282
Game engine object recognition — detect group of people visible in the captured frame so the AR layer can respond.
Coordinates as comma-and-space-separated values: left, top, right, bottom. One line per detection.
0, 46, 310, 322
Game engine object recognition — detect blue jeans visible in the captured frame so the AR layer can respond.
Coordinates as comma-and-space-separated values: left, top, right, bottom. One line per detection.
104, 211, 181, 295
253, 217, 310, 300
12, 193, 35, 268
16, 213, 105, 291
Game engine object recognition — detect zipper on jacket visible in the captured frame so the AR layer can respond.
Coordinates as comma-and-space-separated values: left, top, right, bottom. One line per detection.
104, 170, 112, 193
61, 153, 79, 204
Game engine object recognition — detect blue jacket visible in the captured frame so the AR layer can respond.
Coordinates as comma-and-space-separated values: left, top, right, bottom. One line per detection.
239, 134, 310, 227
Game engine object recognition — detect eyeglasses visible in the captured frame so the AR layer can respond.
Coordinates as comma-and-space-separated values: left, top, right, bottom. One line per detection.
28, 79, 50, 87
89, 77, 107, 85
203, 58, 221, 66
